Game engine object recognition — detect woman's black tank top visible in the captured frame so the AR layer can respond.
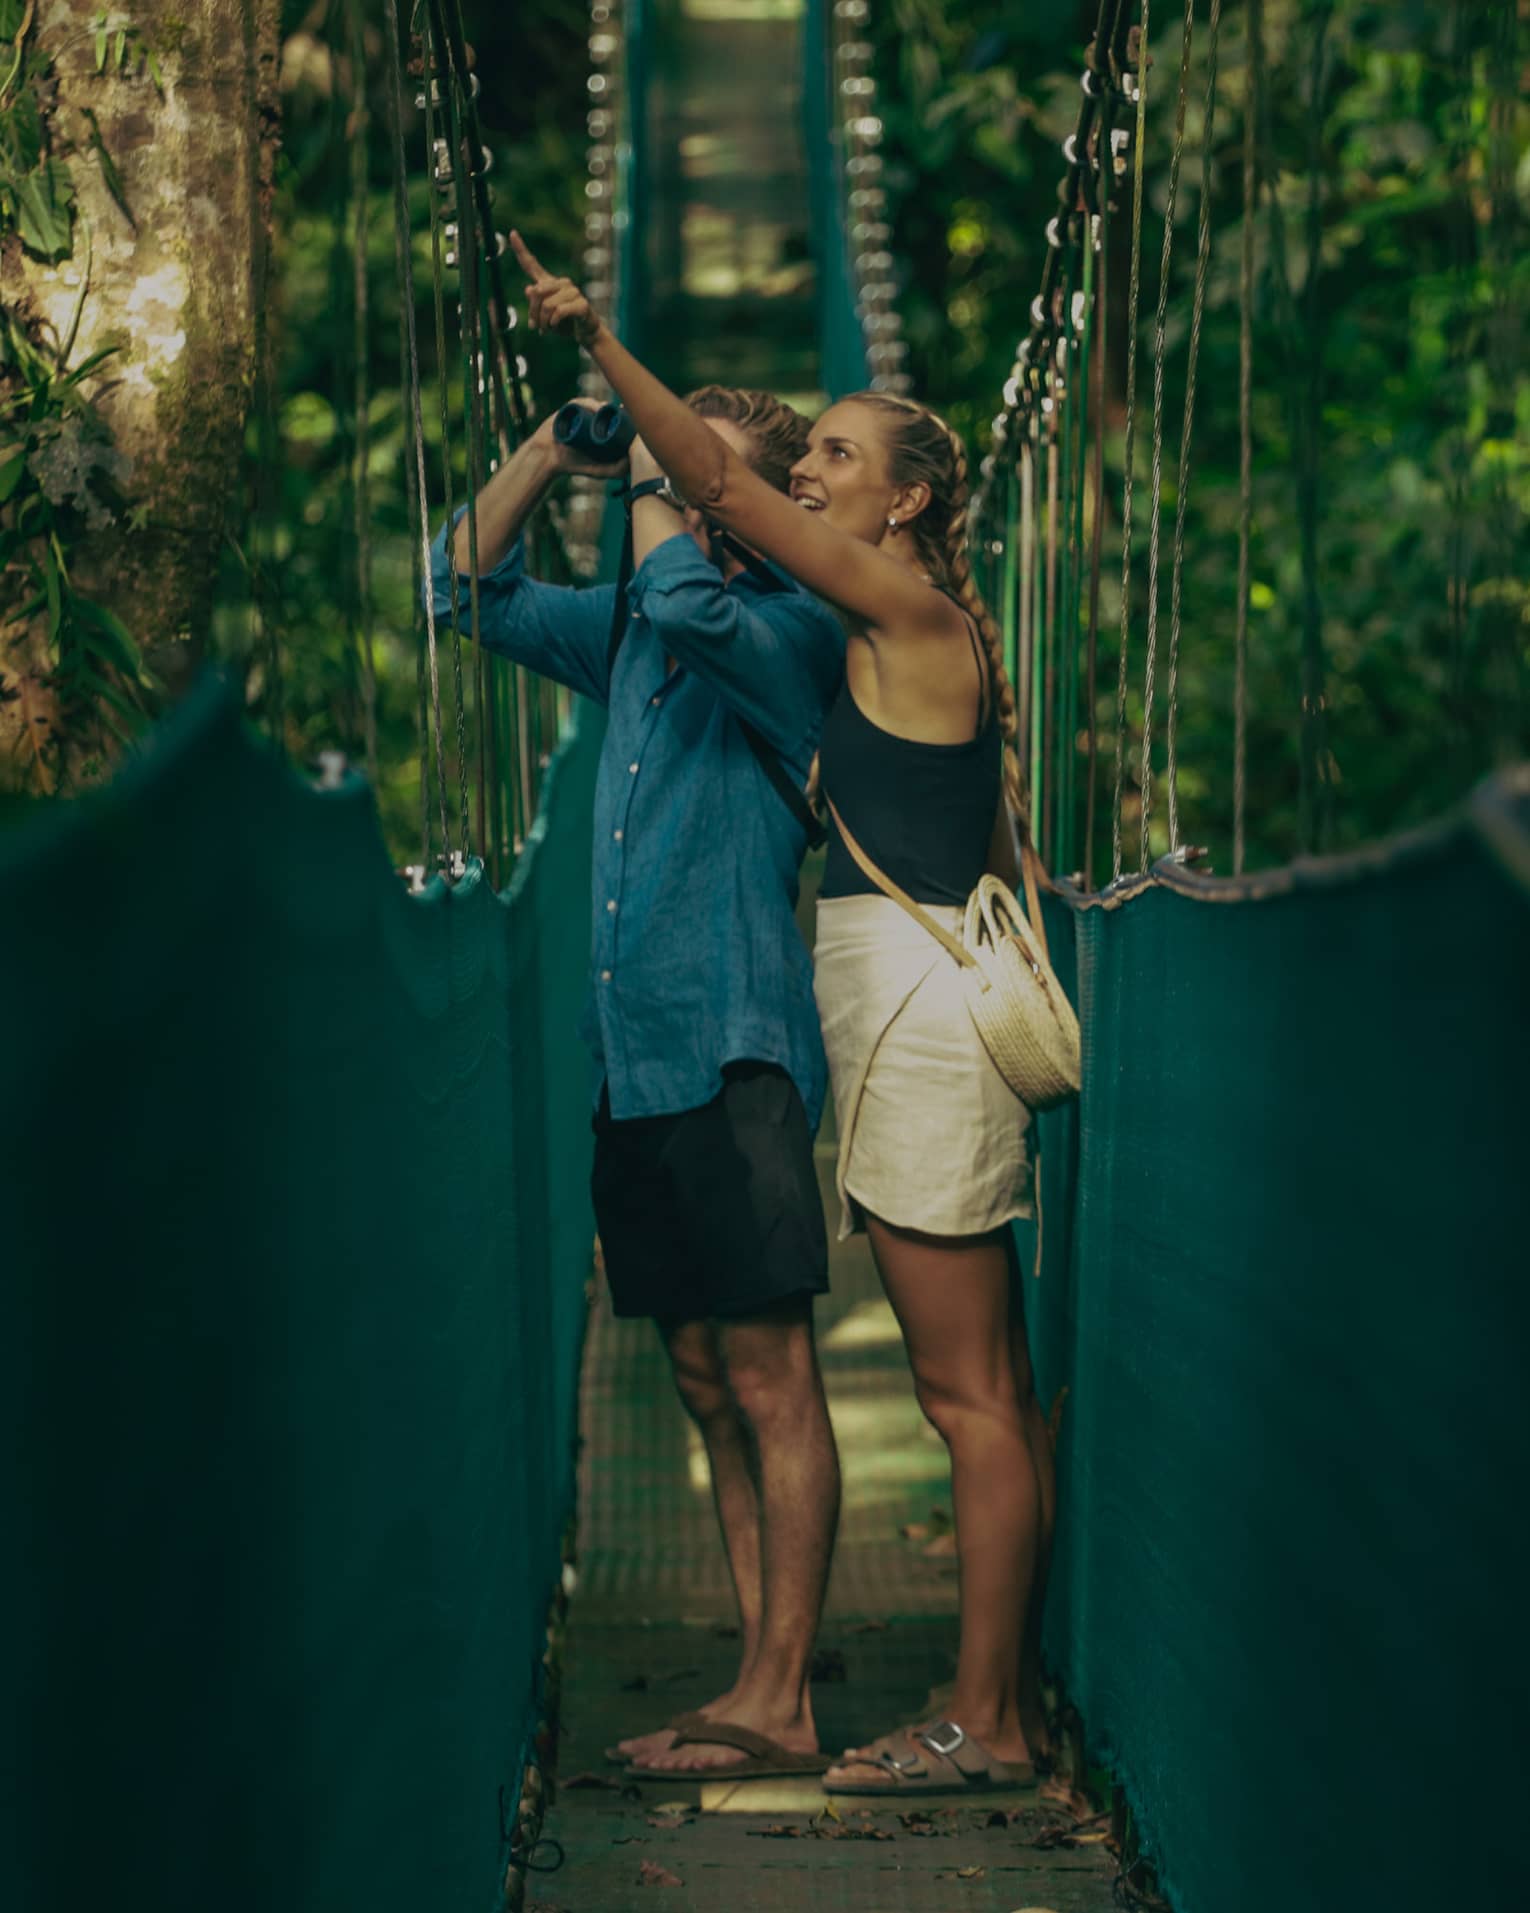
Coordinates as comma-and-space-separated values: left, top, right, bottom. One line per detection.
819, 612, 1000, 907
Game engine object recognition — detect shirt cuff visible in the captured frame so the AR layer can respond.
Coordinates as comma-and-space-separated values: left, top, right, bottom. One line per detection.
431, 510, 526, 586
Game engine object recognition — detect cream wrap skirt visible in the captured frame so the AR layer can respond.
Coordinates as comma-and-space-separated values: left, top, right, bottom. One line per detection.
814, 895, 1035, 1242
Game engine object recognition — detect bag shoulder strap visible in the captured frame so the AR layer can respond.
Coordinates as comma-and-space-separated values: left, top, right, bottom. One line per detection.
825, 791, 1055, 971
823, 794, 977, 970
745, 726, 826, 849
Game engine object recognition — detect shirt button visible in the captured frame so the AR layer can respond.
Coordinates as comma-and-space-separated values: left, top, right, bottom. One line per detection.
651, 695, 662, 707
628, 761, 639, 774
600, 969, 612, 982
613, 828, 623, 842
606, 899, 618, 913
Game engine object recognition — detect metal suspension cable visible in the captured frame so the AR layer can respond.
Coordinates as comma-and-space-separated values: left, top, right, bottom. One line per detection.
1164, 0, 1221, 853
384, 0, 451, 861
428, 0, 533, 451
441, 29, 495, 881
1113, 7, 1150, 883
420, 18, 473, 862
348, 0, 378, 794
1296, 4, 1333, 855
1233, 0, 1260, 876
1139, 0, 1195, 872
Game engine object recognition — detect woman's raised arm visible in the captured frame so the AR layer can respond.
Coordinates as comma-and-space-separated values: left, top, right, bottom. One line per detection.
510, 233, 961, 646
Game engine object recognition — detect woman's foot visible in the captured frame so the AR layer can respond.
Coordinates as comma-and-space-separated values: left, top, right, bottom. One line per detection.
826, 1712, 1032, 1790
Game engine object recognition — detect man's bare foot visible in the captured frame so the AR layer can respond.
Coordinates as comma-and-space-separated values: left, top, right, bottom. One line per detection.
613, 1695, 729, 1767
633, 1698, 819, 1774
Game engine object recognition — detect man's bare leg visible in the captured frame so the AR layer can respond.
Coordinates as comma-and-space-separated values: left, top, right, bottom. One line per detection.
640, 1297, 841, 1772
615, 1319, 766, 1764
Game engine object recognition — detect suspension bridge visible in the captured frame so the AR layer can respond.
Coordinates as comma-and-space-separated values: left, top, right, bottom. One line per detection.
5, 3, 1526, 1912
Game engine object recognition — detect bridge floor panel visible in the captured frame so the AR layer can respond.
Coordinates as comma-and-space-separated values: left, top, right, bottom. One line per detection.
538, 1155, 1119, 1911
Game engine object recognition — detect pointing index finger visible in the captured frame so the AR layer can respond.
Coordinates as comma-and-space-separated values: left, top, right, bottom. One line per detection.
509, 230, 549, 283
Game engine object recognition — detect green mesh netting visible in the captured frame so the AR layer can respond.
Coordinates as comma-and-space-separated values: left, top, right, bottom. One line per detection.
1020, 776, 1530, 1911
4, 675, 598, 1911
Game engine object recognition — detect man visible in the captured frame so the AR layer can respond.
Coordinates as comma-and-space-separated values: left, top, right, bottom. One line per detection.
429, 388, 843, 1776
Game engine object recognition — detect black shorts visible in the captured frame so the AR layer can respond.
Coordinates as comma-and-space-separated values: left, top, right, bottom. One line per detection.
591, 1061, 829, 1323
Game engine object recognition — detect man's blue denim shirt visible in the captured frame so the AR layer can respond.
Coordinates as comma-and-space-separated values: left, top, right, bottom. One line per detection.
428, 524, 845, 1126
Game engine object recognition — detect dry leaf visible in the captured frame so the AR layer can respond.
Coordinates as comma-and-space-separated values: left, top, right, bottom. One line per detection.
850, 1618, 888, 1634
662, 1666, 702, 1684
900, 1522, 930, 1543
927, 1506, 952, 1534
561, 1771, 620, 1791
957, 1866, 987, 1880
1011, 1906, 1062, 1912
748, 1823, 806, 1839
620, 1674, 649, 1693
637, 1860, 684, 1887
922, 1529, 959, 1558
645, 1810, 693, 1831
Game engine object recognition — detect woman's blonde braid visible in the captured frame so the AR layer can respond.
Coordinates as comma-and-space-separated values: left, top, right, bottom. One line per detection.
920, 416, 1029, 828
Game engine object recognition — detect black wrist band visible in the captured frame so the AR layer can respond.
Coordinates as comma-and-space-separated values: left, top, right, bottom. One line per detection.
625, 477, 673, 510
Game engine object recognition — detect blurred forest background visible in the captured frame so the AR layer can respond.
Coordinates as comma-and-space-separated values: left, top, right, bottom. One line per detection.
2, 0, 1525, 874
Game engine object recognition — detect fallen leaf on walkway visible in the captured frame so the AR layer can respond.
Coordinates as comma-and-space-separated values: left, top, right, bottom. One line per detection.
813, 1799, 843, 1826
922, 1530, 959, 1558
1037, 1774, 1093, 1819
645, 1809, 693, 1831
899, 1522, 930, 1542
1011, 1906, 1061, 1912
957, 1866, 987, 1880
650, 1801, 693, 1815
927, 1506, 952, 1534
810, 1646, 847, 1683
663, 1666, 702, 1684
898, 1810, 944, 1837
748, 1823, 806, 1839
611, 1836, 648, 1846
561, 1771, 621, 1791
1074, 1830, 1110, 1844
710, 1623, 740, 1638
850, 1618, 888, 1634
637, 1860, 684, 1887
1031, 1824, 1081, 1851
620, 1674, 649, 1692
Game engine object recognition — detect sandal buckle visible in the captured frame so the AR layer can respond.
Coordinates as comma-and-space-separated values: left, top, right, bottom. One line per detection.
919, 1719, 966, 1758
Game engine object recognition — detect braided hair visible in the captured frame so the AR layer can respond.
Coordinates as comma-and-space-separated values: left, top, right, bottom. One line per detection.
844, 391, 1027, 824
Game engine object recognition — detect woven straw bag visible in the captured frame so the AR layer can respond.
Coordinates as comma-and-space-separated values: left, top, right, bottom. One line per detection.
824, 795, 1080, 1111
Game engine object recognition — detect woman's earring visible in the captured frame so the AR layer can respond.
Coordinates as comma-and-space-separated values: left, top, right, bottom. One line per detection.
886, 516, 899, 531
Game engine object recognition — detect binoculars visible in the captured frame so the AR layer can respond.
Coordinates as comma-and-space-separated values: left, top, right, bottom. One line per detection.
553, 401, 636, 466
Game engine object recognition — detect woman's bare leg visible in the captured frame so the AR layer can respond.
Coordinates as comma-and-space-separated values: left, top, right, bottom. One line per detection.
829, 1215, 1047, 1779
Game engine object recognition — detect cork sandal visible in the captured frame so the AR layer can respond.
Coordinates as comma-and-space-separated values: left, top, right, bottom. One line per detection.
823, 1719, 1036, 1797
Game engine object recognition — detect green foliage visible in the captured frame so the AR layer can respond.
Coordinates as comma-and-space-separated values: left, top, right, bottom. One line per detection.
0, 8, 158, 788
237, 0, 590, 856
871, 0, 1527, 869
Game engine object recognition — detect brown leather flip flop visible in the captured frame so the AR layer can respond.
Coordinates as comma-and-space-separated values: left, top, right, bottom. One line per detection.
603, 1709, 710, 1766
626, 1719, 830, 1781
823, 1719, 1036, 1796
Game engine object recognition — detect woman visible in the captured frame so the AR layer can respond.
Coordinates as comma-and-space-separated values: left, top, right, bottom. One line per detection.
512, 234, 1056, 1795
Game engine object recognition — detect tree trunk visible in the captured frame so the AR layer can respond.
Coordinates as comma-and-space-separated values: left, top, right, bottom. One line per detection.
0, 0, 281, 790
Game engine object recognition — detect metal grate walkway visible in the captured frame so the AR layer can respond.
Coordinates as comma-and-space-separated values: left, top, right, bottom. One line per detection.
533, 1152, 1120, 1912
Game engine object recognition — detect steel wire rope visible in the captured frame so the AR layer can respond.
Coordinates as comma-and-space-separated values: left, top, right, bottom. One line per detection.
1233, 0, 1260, 875
1055, 258, 1075, 870
1113, 6, 1151, 883
1164, 0, 1221, 853
419, 14, 473, 861
1295, 4, 1334, 854
1140, 0, 1196, 871
437, 19, 495, 878
429, 0, 534, 448
384, 0, 451, 859
348, 0, 379, 793
1083, 145, 1110, 891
